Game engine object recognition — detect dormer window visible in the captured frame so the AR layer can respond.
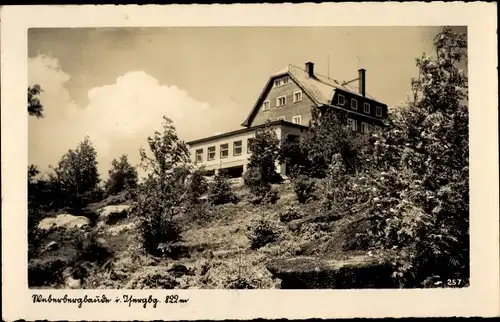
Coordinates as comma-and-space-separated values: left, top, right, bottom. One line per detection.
274, 76, 290, 88
277, 96, 286, 107
262, 100, 270, 111
338, 94, 346, 106
351, 98, 358, 110
364, 102, 371, 114
293, 91, 303, 103
376, 106, 383, 117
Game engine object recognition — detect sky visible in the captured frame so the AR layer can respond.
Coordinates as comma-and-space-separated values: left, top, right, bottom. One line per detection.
28, 26, 462, 178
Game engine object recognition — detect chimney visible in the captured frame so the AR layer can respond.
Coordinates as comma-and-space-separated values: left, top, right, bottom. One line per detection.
305, 62, 314, 78
358, 68, 366, 97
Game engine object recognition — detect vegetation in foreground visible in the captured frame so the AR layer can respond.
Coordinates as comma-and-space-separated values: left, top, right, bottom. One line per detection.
27, 27, 468, 289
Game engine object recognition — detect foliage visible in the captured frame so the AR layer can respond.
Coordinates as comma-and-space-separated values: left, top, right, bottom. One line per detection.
48, 136, 102, 209
279, 204, 302, 223
187, 168, 209, 204
281, 107, 367, 179
136, 116, 191, 256
317, 27, 469, 286
247, 121, 283, 184
104, 154, 138, 197
246, 215, 281, 249
28, 84, 44, 118
243, 164, 280, 205
291, 174, 318, 203
207, 173, 239, 205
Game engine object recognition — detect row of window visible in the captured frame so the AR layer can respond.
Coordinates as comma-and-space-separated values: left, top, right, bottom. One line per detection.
347, 119, 381, 134
337, 94, 383, 117
274, 76, 291, 88
262, 91, 302, 111
194, 138, 255, 163
276, 115, 301, 125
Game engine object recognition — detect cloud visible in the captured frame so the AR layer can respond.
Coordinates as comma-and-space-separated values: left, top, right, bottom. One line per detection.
28, 54, 224, 178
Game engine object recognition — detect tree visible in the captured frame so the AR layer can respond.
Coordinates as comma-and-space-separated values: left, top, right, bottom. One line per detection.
284, 107, 366, 179
136, 116, 192, 255
246, 121, 282, 184
28, 84, 44, 118
49, 136, 101, 209
104, 154, 138, 197
337, 26, 469, 286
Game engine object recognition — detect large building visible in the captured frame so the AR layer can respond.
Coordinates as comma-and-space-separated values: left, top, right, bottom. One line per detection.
186, 61, 388, 178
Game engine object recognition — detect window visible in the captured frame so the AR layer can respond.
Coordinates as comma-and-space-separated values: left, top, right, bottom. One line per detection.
282, 76, 290, 85
292, 115, 302, 125
274, 79, 282, 87
338, 94, 346, 106
361, 122, 371, 134
348, 118, 357, 131
262, 100, 270, 111
376, 106, 383, 117
351, 98, 358, 110
207, 146, 216, 161
277, 116, 285, 121
364, 102, 371, 114
247, 138, 255, 154
220, 143, 229, 159
233, 140, 242, 156
277, 96, 286, 107
293, 91, 303, 103
195, 149, 203, 163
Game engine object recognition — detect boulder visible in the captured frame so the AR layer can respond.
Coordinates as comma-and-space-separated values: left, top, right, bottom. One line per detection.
97, 205, 131, 225
265, 254, 397, 289
106, 222, 137, 236
168, 263, 195, 278
66, 276, 81, 289
38, 214, 90, 231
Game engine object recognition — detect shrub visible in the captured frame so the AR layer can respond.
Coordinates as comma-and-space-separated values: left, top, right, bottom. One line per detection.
246, 215, 281, 249
279, 205, 302, 223
292, 175, 317, 203
187, 168, 209, 205
244, 167, 280, 205
207, 173, 239, 205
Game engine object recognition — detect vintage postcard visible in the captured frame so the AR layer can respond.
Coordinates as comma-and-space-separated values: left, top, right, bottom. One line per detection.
1, 3, 499, 321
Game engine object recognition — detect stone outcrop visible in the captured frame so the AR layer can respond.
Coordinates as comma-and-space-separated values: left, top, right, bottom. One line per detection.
96, 205, 131, 225
38, 214, 90, 231
265, 253, 398, 289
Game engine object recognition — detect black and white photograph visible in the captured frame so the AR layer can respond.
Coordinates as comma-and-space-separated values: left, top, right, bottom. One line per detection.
26, 25, 470, 290
1, 3, 499, 320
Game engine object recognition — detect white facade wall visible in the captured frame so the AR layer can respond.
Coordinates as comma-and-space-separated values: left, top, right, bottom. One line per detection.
187, 123, 306, 176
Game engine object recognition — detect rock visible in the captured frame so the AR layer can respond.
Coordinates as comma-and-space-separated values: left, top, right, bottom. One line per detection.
106, 222, 137, 236
44, 241, 59, 251
168, 263, 195, 278
38, 214, 90, 231
66, 276, 81, 289
97, 205, 131, 225
265, 254, 397, 289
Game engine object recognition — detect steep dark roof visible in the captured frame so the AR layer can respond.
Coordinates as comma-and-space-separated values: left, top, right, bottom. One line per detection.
186, 120, 308, 146
241, 64, 383, 127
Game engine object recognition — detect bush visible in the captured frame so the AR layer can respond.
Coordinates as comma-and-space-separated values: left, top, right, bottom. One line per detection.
207, 174, 239, 205
187, 169, 209, 204
246, 216, 281, 249
279, 205, 302, 223
244, 167, 280, 205
292, 175, 318, 203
